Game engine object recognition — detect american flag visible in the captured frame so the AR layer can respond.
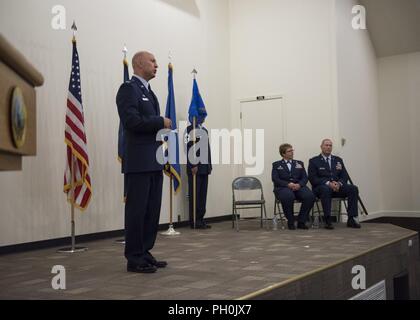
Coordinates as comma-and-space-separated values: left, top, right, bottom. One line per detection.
63, 37, 92, 210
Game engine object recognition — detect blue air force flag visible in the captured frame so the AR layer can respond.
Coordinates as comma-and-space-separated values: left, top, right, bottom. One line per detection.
188, 78, 207, 124
164, 63, 181, 193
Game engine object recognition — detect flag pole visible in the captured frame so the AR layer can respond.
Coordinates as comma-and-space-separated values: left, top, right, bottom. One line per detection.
71, 154, 75, 250
170, 175, 173, 225
191, 68, 198, 230
161, 175, 180, 235
58, 21, 87, 253
193, 116, 197, 230
161, 57, 180, 236
115, 43, 129, 244
58, 153, 87, 253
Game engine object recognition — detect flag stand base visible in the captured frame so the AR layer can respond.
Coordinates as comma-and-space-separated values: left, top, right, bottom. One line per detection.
57, 246, 88, 253
161, 224, 180, 236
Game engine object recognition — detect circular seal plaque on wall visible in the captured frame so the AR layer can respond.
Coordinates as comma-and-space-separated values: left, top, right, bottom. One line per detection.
10, 86, 27, 149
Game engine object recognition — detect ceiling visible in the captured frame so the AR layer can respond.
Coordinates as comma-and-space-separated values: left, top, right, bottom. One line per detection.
359, 0, 420, 57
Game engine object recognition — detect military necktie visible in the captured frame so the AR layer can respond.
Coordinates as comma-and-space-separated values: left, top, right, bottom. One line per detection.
148, 84, 158, 112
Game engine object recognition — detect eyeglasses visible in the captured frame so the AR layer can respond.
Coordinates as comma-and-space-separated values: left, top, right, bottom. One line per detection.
286, 149, 294, 153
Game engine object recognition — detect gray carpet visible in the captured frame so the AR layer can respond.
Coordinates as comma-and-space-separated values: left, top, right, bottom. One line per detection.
0, 221, 415, 300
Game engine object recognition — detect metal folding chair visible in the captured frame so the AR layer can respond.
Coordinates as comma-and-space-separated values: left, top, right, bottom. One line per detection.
232, 177, 267, 231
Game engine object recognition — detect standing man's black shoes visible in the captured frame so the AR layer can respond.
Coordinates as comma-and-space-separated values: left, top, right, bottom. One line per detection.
146, 253, 168, 268
127, 263, 157, 273
150, 260, 167, 268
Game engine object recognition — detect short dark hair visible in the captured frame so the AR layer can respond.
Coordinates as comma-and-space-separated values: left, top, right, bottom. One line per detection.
279, 143, 293, 156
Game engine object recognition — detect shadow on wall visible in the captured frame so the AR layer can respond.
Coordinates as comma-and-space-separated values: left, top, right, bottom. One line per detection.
158, 0, 200, 17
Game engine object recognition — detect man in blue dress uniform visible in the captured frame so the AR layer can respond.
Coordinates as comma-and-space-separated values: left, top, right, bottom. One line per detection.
116, 51, 172, 273
308, 139, 361, 230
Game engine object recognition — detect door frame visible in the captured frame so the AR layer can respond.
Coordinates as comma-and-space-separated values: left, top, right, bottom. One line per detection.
236, 94, 287, 179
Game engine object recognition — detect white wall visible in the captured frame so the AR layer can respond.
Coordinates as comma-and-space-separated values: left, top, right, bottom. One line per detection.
378, 52, 420, 213
335, 0, 383, 214
229, 0, 339, 169
0, 0, 232, 246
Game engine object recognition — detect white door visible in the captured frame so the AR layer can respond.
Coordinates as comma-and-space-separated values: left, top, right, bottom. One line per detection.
239, 97, 284, 217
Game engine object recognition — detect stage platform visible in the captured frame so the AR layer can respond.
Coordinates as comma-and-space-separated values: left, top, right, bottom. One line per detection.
0, 221, 419, 300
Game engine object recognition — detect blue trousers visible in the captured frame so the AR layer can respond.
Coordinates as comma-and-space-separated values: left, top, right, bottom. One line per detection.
124, 171, 163, 266
274, 186, 315, 224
